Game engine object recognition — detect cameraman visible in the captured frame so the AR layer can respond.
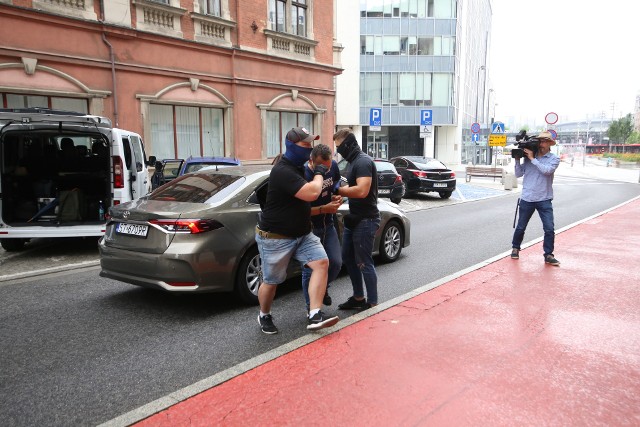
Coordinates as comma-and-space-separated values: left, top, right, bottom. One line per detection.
511, 131, 561, 266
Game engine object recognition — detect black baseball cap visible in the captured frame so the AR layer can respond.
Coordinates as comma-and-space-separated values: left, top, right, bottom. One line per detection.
286, 127, 320, 143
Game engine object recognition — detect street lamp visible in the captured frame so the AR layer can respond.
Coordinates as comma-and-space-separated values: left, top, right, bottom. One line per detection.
473, 66, 485, 165
474, 66, 486, 124
486, 88, 494, 124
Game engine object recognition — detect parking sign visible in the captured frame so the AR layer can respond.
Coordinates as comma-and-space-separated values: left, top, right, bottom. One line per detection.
420, 109, 432, 126
370, 108, 382, 127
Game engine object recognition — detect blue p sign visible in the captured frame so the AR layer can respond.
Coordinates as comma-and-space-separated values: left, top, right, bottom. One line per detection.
421, 109, 432, 126
370, 108, 382, 126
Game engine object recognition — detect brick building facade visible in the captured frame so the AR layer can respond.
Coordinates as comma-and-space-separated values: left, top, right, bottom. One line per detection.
0, 0, 341, 162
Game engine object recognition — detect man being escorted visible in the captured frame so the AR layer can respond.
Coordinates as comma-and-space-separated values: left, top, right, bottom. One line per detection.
256, 127, 339, 334
302, 144, 343, 312
511, 131, 561, 266
333, 129, 381, 310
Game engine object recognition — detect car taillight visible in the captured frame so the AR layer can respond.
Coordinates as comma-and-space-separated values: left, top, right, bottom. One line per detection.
113, 156, 123, 188
394, 175, 403, 183
409, 169, 427, 177
450, 171, 456, 178
149, 219, 223, 234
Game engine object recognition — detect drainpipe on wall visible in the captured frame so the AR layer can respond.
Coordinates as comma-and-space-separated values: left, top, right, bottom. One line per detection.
101, 33, 119, 127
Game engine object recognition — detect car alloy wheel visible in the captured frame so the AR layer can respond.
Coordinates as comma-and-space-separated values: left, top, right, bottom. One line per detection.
379, 221, 403, 263
234, 246, 261, 305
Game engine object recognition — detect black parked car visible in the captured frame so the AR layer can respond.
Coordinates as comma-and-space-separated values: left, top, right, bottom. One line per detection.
374, 159, 404, 204
389, 156, 456, 199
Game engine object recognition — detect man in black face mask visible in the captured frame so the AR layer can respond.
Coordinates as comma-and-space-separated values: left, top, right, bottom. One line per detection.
333, 128, 381, 311
255, 127, 340, 334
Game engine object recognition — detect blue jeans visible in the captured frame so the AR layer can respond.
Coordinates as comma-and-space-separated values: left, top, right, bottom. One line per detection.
512, 199, 555, 256
256, 231, 327, 285
301, 224, 342, 307
342, 216, 381, 305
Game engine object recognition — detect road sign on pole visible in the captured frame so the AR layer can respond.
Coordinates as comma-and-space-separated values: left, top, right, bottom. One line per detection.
370, 108, 382, 131
472, 133, 480, 142
420, 109, 432, 126
471, 122, 481, 133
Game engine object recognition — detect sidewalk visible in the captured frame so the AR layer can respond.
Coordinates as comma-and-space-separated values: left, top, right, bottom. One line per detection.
129, 198, 640, 426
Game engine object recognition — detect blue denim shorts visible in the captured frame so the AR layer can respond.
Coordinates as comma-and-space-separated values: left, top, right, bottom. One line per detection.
255, 231, 327, 285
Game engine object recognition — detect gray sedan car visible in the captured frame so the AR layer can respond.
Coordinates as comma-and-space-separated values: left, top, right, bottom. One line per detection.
99, 165, 410, 305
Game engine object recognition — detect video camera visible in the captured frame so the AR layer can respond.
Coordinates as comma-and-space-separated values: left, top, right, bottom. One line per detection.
511, 130, 540, 158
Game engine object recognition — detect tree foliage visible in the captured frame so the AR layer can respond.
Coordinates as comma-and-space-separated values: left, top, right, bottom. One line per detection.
607, 114, 633, 144
627, 131, 640, 145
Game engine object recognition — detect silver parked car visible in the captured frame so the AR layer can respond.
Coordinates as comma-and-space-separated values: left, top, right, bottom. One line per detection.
99, 165, 411, 305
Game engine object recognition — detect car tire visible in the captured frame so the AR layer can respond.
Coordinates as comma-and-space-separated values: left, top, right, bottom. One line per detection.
390, 197, 402, 204
1, 238, 26, 252
378, 220, 403, 263
439, 191, 452, 199
234, 246, 261, 305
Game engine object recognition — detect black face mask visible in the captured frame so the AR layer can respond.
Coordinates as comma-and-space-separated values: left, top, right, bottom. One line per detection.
336, 134, 360, 161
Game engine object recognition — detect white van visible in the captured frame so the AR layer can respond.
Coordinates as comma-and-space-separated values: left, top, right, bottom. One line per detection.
0, 108, 155, 251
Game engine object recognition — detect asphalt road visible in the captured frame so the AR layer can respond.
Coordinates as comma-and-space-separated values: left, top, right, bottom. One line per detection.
0, 175, 638, 426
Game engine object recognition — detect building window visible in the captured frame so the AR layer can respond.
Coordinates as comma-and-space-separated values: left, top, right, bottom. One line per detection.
266, 111, 314, 158
2, 93, 88, 113
360, 0, 456, 19
361, 72, 442, 107
269, 0, 308, 37
149, 104, 225, 160
199, 0, 221, 16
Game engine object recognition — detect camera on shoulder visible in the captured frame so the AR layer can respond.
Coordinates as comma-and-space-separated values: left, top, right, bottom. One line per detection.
511, 130, 540, 158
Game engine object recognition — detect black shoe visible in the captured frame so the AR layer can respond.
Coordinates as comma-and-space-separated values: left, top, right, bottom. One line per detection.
511, 248, 519, 259
258, 314, 278, 334
545, 254, 560, 266
338, 296, 370, 310
323, 291, 332, 306
307, 311, 340, 331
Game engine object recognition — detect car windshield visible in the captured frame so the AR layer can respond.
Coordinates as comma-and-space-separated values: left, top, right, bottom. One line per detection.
408, 157, 446, 169
149, 173, 245, 203
375, 161, 396, 172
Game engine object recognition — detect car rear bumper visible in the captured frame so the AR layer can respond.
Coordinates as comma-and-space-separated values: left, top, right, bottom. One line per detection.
378, 184, 405, 199
98, 239, 237, 293
410, 178, 456, 193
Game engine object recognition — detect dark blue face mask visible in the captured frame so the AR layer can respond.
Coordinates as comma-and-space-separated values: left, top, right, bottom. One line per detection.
283, 139, 313, 167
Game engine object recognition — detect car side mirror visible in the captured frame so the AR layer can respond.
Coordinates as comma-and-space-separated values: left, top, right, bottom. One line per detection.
147, 155, 156, 166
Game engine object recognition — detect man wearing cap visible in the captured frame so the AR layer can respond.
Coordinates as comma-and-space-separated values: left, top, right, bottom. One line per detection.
511, 131, 561, 266
255, 127, 340, 334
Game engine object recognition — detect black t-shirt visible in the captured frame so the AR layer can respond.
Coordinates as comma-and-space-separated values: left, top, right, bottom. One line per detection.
259, 157, 311, 237
345, 152, 379, 218
304, 160, 341, 229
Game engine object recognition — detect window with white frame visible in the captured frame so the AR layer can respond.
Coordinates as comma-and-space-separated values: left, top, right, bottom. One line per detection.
2, 93, 88, 113
266, 111, 314, 158
199, 0, 221, 16
269, 0, 308, 37
149, 104, 225, 160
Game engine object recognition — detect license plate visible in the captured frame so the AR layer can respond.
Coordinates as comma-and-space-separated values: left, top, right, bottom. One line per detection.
378, 189, 391, 194
433, 183, 447, 188
116, 222, 149, 237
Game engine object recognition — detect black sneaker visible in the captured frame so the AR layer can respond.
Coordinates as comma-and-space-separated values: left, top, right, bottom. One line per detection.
307, 311, 340, 331
323, 291, 332, 306
257, 314, 278, 334
511, 248, 519, 259
338, 296, 370, 310
545, 254, 560, 266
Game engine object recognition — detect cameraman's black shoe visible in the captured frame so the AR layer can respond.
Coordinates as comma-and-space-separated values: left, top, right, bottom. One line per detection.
545, 254, 560, 266
511, 248, 519, 259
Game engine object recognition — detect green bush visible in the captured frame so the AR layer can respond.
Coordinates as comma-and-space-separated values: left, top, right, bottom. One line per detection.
603, 152, 640, 162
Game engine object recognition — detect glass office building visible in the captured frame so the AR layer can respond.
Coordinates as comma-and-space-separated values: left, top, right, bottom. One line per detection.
336, 0, 492, 165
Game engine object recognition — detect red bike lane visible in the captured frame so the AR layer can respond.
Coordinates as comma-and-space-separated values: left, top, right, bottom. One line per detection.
134, 198, 640, 427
